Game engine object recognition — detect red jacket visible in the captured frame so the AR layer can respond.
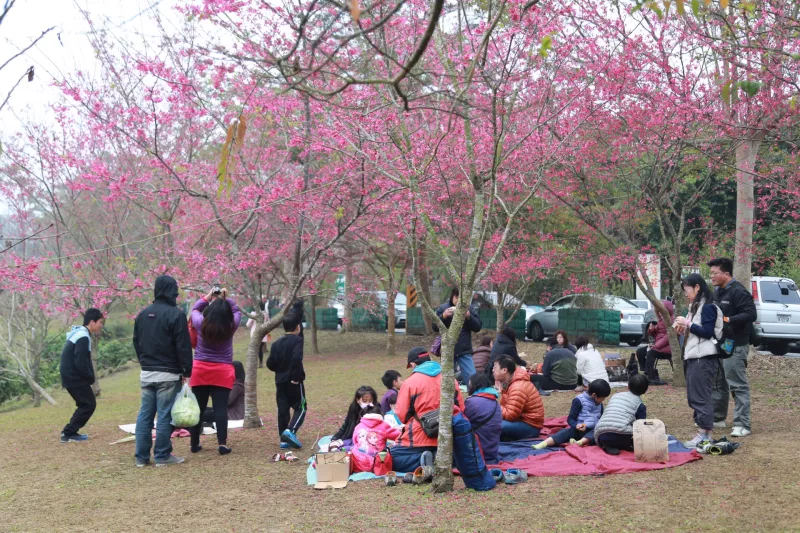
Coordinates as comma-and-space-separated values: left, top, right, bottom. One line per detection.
394, 362, 465, 448
651, 300, 675, 353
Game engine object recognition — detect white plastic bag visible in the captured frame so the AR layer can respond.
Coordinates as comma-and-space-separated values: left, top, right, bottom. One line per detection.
171, 383, 200, 428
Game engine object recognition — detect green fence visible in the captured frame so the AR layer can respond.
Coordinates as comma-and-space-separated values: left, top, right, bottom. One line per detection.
558, 308, 620, 346
351, 308, 386, 332
476, 308, 525, 339
406, 307, 426, 335
315, 307, 339, 330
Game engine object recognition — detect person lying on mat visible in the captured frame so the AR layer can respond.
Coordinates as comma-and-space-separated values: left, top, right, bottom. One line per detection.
494, 356, 544, 442
594, 374, 649, 455
533, 379, 610, 449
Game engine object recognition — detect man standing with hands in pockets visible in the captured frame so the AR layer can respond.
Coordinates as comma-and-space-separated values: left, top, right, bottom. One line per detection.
707, 258, 757, 438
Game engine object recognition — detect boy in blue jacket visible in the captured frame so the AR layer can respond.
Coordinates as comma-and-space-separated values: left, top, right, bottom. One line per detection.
533, 379, 611, 449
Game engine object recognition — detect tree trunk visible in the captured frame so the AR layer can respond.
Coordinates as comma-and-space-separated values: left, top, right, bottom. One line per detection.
496, 287, 506, 332
309, 294, 319, 355
32, 388, 42, 408
433, 308, 464, 493
24, 374, 57, 406
418, 244, 434, 335
386, 289, 396, 356
243, 331, 265, 429
343, 266, 353, 333
732, 135, 763, 289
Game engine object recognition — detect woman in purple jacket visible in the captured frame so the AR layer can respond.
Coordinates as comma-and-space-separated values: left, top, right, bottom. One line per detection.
464, 372, 502, 464
189, 287, 242, 455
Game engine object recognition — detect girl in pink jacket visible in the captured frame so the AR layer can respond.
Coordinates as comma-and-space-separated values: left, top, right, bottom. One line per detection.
351, 405, 401, 473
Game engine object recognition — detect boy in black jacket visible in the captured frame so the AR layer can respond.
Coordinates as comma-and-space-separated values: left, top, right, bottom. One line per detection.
267, 313, 306, 449
60, 308, 104, 443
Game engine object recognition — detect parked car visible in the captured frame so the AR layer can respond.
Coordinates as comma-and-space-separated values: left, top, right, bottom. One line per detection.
330, 291, 407, 329
751, 276, 800, 356
526, 294, 655, 346
631, 299, 653, 310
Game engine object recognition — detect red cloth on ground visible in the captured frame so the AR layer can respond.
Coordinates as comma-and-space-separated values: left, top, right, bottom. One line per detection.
190, 360, 234, 389
487, 444, 701, 477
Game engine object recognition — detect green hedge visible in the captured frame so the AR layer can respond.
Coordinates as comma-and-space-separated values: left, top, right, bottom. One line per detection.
558, 308, 620, 346
315, 308, 339, 330
351, 308, 386, 332
406, 307, 426, 335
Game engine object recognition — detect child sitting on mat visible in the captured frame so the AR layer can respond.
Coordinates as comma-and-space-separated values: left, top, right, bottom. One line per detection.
351, 404, 401, 473
593, 374, 649, 455
533, 379, 611, 449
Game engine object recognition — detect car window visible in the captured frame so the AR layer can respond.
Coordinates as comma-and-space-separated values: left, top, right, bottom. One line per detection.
552, 296, 573, 309
760, 281, 800, 305
605, 296, 638, 309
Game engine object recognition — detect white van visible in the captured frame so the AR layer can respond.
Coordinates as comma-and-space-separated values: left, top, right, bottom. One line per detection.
751, 276, 800, 356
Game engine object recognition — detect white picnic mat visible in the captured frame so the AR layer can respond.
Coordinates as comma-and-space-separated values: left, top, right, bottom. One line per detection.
118, 419, 246, 435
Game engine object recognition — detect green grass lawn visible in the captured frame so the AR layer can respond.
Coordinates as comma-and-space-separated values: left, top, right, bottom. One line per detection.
1, 330, 799, 532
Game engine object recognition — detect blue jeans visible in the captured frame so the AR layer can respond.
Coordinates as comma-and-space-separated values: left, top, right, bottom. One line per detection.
390, 445, 437, 473
500, 420, 541, 442
135, 380, 181, 463
456, 353, 476, 384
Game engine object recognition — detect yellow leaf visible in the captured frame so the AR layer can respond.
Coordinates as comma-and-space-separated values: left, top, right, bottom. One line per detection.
348, 0, 361, 23
676, 0, 685, 14
235, 116, 247, 152
720, 0, 728, 8
703, 0, 710, 5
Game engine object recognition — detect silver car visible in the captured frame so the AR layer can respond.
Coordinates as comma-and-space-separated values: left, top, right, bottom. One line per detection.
751, 276, 800, 356
526, 294, 654, 346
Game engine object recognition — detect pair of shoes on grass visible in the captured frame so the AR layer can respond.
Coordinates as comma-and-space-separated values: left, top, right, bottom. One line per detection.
191, 444, 232, 455
489, 468, 528, 484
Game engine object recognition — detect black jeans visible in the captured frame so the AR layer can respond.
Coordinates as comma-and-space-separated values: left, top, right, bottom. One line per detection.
636, 347, 671, 377
275, 381, 307, 436
63, 385, 96, 435
258, 343, 264, 365
597, 432, 634, 452
190, 385, 231, 446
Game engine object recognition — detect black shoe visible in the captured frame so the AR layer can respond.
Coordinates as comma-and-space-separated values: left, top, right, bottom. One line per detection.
603, 446, 620, 456
218, 445, 232, 455
650, 378, 667, 386
191, 445, 203, 453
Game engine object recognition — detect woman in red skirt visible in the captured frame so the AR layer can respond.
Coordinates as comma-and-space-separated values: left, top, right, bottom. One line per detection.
189, 287, 242, 455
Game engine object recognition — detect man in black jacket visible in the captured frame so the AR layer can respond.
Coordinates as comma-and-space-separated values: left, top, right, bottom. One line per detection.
708, 258, 757, 438
133, 275, 193, 467
267, 312, 306, 449
433, 288, 482, 384
60, 308, 104, 443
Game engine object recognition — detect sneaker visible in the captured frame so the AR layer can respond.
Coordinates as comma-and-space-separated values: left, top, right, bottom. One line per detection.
280, 429, 302, 449
730, 427, 751, 438
60, 432, 89, 443
135, 459, 150, 468
709, 438, 740, 456
155, 455, 185, 467
489, 468, 505, 483
402, 472, 414, 484
420, 450, 434, 469
279, 442, 290, 450
504, 468, 528, 484
602, 446, 620, 456
540, 390, 552, 396
191, 445, 203, 453
385, 471, 398, 487
683, 434, 709, 449
713, 421, 727, 429
412, 466, 426, 485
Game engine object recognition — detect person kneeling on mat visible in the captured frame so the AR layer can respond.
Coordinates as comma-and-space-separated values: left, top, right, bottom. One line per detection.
594, 374, 649, 455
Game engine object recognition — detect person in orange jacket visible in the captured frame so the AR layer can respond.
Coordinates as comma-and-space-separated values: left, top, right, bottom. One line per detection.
392, 347, 465, 472
493, 355, 544, 441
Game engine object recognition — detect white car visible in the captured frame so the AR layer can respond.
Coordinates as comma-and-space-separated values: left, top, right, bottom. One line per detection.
751, 276, 800, 356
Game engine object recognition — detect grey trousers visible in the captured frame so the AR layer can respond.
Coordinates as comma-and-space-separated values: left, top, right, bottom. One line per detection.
712, 345, 751, 430
685, 356, 717, 431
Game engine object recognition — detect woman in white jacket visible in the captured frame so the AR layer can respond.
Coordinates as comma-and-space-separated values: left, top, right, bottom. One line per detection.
674, 273, 723, 449
574, 336, 609, 387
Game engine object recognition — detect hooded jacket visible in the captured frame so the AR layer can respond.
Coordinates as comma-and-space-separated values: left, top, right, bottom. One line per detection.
486, 333, 527, 374
500, 367, 544, 429
351, 413, 402, 473
133, 276, 193, 377
394, 361, 465, 449
651, 300, 675, 353
715, 279, 757, 348
190, 298, 242, 364
472, 345, 492, 374
575, 344, 609, 385
60, 326, 95, 389
432, 301, 482, 357
464, 388, 502, 464
266, 333, 305, 384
